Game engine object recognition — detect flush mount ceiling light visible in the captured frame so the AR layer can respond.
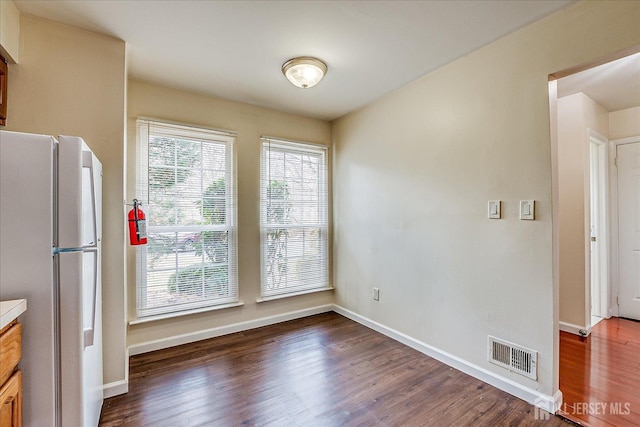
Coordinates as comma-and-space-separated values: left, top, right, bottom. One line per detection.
282, 57, 327, 89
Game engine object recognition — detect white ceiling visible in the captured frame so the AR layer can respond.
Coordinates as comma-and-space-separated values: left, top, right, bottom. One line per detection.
15, 0, 575, 121
558, 52, 640, 112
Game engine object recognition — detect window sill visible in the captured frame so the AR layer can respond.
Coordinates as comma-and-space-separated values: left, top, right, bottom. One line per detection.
256, 287, 334, 303
129, 300, 244, 325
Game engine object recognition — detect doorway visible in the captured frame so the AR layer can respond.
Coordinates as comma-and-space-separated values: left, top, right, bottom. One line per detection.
551, 49, 640, 425
554, 50, 640, 334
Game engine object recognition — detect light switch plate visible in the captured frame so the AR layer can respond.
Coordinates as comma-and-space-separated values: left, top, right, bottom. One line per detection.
488, 200, 501, 219
520, 200, 535, 220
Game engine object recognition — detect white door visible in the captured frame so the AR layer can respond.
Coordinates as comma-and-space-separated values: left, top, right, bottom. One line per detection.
590, 141, 601, 318
618, 141, 640, 320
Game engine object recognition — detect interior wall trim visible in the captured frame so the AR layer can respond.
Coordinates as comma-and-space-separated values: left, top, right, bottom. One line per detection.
121, 303, 562, 413
127, 304, 334, 357
103, 379, 129, 399
333, 304, 563, 415
103, 347, 130, 398
559, 321, 591, 337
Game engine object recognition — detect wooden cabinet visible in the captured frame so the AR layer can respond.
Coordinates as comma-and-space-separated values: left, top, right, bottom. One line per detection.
0, 55, 7, 126
0, 370, 22, 426
0, 321, 22, 427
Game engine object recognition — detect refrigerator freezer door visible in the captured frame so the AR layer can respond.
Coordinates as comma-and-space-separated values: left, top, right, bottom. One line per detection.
0, 130, 58, 427
57, 136, 84, 249
81, 158, 97, 248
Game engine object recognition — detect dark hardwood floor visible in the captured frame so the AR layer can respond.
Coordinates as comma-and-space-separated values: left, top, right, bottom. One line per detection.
101, 312, 573, 426
559, 317, 640, 426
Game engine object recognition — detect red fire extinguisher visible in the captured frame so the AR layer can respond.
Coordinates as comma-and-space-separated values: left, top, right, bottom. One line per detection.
128, 199, 147, 245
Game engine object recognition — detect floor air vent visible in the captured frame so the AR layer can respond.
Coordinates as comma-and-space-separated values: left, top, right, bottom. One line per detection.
488, 336, 537, 380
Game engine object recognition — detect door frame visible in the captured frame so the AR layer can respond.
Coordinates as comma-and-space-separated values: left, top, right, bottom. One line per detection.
610, 136, 640, 318
549, 45, 640, 415
588, 129, 610, 321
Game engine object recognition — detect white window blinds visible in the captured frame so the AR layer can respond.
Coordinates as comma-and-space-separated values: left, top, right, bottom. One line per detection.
136, 118, 238, 318
260, 137, 329, 297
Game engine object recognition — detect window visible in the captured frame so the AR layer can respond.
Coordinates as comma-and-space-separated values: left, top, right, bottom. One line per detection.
260, 137, 329, 298
136, 118, 238, 318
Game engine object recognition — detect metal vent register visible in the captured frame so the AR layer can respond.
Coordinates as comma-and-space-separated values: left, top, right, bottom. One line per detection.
488, 336, 537, 380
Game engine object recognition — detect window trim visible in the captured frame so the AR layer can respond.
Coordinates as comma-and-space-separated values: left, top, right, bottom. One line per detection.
135, 117, 239, 320
259, 136, 330, 299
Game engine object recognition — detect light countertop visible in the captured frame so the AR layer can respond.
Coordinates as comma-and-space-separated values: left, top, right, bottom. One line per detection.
0, 299, 27, 330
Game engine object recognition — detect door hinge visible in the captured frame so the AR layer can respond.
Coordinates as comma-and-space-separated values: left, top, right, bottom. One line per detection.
617, 296, 619, 306
614, 155, 618, 167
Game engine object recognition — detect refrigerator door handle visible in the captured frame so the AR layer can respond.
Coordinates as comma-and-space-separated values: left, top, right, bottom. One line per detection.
83, 150, 99, 247
83, 246, 99, 348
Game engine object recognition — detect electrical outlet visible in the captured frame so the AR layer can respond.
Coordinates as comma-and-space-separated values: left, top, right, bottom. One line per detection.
373, 288, 380, 301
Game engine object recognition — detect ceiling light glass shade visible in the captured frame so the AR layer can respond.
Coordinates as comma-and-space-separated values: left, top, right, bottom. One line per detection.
282, 57, 327, 89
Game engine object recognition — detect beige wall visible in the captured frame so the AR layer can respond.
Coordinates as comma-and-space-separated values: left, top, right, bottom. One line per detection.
332, 0, 640, 399
610, 106, 640, 139
557, 93, 608, 329
4, 15, 127, 386
126, 79, 333, 346
0, 0, 20, 63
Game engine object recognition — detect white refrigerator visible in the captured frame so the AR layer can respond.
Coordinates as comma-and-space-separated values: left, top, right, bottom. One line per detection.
0, 130, 104, 427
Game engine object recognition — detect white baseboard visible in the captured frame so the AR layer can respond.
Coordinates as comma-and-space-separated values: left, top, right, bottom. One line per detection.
559, 321, 590, 337
103, 380, 128, 399
122, 302, 562, 414
103, 347, 130, 398
128, 304, 334, 356
108, 306, 334, 399
332, 304, 562, 414
553, 389, 564, 413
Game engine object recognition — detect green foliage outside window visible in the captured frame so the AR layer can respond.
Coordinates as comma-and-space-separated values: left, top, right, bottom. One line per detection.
146, 136, 230, 299
265, 180, 290, 288
167, 178, 229, 298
